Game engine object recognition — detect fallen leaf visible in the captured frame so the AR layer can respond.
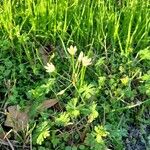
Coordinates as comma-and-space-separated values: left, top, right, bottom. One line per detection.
4, 106, 29, 131
39, 99, 58, 110
39, 47, 49, 65
39, 44, 54, 65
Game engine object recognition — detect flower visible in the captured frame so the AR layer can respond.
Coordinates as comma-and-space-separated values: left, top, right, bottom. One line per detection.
67, 45, 77, 55
44, 62, 55, 73
82, 56, 92, 66
78, 51, 84, 62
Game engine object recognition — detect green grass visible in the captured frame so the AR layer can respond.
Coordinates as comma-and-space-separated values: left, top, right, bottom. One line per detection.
0, 0, 150, 149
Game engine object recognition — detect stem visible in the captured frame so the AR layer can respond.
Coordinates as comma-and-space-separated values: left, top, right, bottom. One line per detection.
80, 66, 86, 87
71, 55, 75, 74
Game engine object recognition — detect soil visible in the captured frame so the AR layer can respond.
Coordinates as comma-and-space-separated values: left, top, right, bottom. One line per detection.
124, 125, 150, 150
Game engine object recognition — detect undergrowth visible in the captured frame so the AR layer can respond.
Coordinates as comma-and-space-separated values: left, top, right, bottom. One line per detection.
0, 0, 150, 150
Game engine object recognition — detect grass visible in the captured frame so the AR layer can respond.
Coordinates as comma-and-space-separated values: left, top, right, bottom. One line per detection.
0, 0, 150, 149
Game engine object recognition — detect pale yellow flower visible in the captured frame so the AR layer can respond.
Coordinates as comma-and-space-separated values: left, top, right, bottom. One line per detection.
67, 45, 77, 55
78, 51, 84, 62
44, 62, 55, 73
82, 56, 92, 66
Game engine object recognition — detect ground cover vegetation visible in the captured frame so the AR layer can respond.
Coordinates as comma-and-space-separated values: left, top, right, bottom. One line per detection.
0, 0, 150, 149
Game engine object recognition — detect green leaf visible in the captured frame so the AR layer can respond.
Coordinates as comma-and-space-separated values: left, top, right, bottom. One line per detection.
55, 112, 71, 126
98, 76, 106, 89
28, 78, 55, 99
79, 145, 86, 150
94, 125, 109, 138
72, 146, 77, 150
141, 72, 150, 81
79, 83, 97, 99
88, 102, 99, 123
65, 146, 72, 150
138, 48, 150, 60
34, 121, 50, 145
66, 98, 80, 118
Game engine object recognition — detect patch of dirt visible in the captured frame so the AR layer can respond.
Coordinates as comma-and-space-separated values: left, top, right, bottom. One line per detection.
124, 125, 150, 150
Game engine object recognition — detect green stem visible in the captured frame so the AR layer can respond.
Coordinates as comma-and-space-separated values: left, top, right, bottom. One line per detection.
80, 66, 86, 86
71, 55, 75, 80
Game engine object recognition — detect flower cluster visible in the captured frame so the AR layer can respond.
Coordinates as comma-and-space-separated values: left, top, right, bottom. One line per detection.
67, 45, 92, 67
44, 45, 92, 73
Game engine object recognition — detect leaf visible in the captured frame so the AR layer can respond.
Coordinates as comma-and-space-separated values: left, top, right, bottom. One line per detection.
141, 73, 150, 81
34, 121, 50, 145
39, 99, 58, 110
29, 99, 59, 118
88, 103, 99, 123
28, 78, 55, 99
55, 112, 71, 126
120, 76, 129, 85
79, 83, 97, 99
38, 47, 49, 65
66, 98, 80, 118
4, 105, 29, 131
138, 48, 150, 60
38, 45, 55, 65
94, 126, 109, 138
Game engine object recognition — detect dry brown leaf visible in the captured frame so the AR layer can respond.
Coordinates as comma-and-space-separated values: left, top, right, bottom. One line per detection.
39, 47, 49, 65
4, 99, 58, 130
39, 99, 58, 110
4, 106, 29, 131
38, 44, 55, 65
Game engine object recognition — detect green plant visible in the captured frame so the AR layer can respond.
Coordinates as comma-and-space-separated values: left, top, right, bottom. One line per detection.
0, 0, 150, 149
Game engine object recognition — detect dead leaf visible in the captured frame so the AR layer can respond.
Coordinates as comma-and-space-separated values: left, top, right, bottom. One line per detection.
39, 44, 54, 65
39, 99, 58, 110
4, 106, 29, 131
39, 47, 49, 65
4, 99, 58, 130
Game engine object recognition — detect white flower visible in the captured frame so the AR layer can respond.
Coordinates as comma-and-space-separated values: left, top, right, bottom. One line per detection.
44, 63, 55, 73
82, 56, 92, 66
78, 51, 84, 62
67, 45, 77, 55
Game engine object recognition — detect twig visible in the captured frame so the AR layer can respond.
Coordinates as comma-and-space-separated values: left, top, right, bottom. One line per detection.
5, 136, 14, 150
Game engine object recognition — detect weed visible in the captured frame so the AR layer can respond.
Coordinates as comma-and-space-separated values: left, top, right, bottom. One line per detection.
0, 0, 150, 149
